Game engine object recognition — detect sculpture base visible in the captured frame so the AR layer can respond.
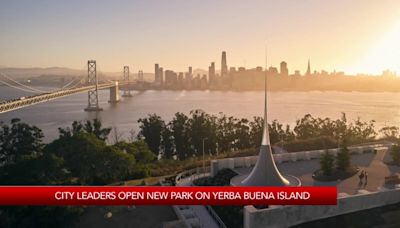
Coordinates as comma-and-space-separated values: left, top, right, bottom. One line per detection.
230, 174, 301, 187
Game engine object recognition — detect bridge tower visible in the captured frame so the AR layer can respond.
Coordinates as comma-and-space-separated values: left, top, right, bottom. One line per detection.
122, 66, 132, 97
84, 60, 103, 111
138, 70, 144, 82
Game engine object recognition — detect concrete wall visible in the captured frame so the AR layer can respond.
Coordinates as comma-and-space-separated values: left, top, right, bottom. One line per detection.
244, 187, 400, 228
210, 144, 384, 177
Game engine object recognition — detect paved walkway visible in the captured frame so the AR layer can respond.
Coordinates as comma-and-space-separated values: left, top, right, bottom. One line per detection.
176, 174, 220, 228
235, 147, 400, 195
175, 146, 399, 227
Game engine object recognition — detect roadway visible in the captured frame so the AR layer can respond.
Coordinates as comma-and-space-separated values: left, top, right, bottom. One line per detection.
0, 81, 128, 114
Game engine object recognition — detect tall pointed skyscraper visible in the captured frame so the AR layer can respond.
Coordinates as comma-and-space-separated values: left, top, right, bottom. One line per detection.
221, 51, 228, 77
306, 59, 311, 76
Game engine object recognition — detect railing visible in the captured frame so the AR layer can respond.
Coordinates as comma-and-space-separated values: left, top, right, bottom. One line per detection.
205, 206, 227, 228
175, 166, 211, 186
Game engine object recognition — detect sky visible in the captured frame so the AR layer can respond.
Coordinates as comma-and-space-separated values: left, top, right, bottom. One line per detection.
1, 0, 400, 74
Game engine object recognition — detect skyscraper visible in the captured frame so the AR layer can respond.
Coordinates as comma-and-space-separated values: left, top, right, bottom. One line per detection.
158, 67, 164, 84
165, 70, 177, 86
154, 64, 159, 82
306, 59, 311, 76
154, 64, 164, 85
280, 61, 288, 76
188, 66, 193, 80
221, 51, 228, 77
208, 62, 216, 85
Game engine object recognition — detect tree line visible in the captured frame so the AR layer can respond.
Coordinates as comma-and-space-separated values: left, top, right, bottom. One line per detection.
138, 110, 380, 159
0, 118, 155, 227
0, 111, 393, 227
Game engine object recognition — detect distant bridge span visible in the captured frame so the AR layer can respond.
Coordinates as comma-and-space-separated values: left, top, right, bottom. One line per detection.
0, 81, 129, 114
0, 60, 138, 114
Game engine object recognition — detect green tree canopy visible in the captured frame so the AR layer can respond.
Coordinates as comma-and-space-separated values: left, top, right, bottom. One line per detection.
137, 114, 165, 156
0, 118, 43, 165
113, 140, 156, 163
170, 112, 190, 160
336, 141, 351, 171
320, 150, 334, 176
58, 119, 111, 141
44, 133, 135, 184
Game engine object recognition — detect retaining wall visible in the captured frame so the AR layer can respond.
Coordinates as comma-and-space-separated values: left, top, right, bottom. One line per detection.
244, 187, 400, 228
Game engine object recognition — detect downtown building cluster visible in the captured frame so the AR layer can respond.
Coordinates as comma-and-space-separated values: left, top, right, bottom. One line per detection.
152, 51, 347, 90
152, 51, 398, 91
153, 51, 238, 90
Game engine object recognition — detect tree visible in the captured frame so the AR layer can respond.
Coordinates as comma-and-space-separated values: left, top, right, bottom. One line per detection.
83, 119, 111, 141
294, 114, 320, 139
137, 114, 165, 156
380, 126, 399, 139
216, 114, 237, 152
269, 120, 285, 144
170, 112, 190, 160
110, 126, 124, 144
233, 118, 251, 149
161, 125, 174, 159
114, 140, 156, 164
249, 116, 263, 147
0, 153, 67, 185
0, 118, 43, 164
44, 133, 136, 184
58, 121, 83, 138
187, 110, 217, 157
390, 144, 400, 165
348, 117, 376, 143
58, 119, 111, 141
320, 150, 334, 176
336, 142, 351, 171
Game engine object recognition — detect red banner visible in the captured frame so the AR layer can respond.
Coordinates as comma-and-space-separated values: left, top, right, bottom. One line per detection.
0, 186, 337, 205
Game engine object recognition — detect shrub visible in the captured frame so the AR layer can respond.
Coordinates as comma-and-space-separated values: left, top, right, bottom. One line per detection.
283, 136, 337, 152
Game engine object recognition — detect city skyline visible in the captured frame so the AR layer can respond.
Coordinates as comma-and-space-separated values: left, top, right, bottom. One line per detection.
1, 0, 400, 74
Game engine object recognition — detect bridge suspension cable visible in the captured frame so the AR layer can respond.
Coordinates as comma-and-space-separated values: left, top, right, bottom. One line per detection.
60, 77, 85, 89
60, 78, 79, 89
0, 77, 40, 93
0, 73, 54, 93
0, 73, 86, 93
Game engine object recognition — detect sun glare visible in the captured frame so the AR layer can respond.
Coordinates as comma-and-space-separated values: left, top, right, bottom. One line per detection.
349, 23, 400, 75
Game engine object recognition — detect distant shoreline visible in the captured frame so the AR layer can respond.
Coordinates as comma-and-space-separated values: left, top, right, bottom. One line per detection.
2, 82, 400, 93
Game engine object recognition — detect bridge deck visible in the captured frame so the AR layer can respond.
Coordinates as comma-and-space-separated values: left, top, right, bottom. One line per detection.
0, 82, 128, 114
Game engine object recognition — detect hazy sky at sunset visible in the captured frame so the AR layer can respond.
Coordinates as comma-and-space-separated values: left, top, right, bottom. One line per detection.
1, 0, 400, 74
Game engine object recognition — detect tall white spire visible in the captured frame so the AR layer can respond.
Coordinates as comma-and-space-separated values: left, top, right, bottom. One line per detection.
262, 45, 270, 146
241, 45, 290, 186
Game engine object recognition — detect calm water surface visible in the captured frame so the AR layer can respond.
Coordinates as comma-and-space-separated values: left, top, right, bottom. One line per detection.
1, 86, 400, 142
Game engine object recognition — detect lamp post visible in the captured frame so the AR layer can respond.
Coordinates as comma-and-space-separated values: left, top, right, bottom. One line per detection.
202, 138, 208, 177
338, 133, 343, 151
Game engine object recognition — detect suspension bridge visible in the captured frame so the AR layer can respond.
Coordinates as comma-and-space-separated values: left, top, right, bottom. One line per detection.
0, 60, 135, 114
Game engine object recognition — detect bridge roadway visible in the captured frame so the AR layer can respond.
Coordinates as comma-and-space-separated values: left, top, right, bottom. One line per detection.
0, 81, 128, 114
